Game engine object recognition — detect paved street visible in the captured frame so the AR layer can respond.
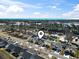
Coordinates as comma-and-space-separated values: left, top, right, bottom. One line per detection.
0, 31, 75, 59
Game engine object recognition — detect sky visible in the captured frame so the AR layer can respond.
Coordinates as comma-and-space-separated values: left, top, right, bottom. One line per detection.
0, 0, 79, 19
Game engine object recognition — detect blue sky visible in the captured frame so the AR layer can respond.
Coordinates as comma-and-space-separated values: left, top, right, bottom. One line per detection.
0, 0, 79, 19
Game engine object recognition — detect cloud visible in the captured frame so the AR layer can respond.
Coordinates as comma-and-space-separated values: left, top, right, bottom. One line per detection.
0, 0, 42, 9
0, 5, 6, 10
30, 14, 49, 18
62, 4, 79, 18
47, 5, 57, 8
52, 6, 57, 8
0, 12, 3, 15
74, 4, 79, 11
51, 0, 67, 6
6, 5, 24, 13
33, 12, 41, 15
47, 5, 62, 11
29, 12, 49, 18
48, 6, 57, 8
0, 0, 43, 18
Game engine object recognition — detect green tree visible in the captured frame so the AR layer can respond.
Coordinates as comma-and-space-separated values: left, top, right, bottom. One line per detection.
51, 56, 57, 59
75, 48, 79, 58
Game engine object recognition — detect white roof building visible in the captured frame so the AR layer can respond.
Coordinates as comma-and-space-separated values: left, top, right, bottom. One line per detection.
59, 35, 68, 42
72, 37, 79, 45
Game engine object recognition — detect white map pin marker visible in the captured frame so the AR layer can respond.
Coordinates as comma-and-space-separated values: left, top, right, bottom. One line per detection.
38, 31, 44, 39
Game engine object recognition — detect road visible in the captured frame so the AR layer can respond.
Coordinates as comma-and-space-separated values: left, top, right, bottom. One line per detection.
0, 31, 75, 59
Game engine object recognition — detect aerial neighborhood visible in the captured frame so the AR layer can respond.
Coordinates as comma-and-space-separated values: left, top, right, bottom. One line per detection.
0, 20, 79, 59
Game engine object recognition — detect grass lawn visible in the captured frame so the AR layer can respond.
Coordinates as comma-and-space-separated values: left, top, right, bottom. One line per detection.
75, 50, 79, 58
0, 48, 16, 59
